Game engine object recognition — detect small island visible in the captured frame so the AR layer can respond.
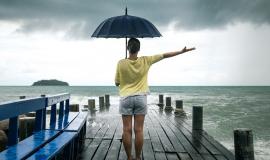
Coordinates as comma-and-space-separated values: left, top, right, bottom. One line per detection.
32, 79, 69, 86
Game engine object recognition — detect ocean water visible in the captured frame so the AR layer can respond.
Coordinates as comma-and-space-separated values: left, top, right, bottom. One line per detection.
0, 86, 269, 159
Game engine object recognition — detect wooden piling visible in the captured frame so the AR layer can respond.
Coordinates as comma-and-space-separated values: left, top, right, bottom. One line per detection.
0, 130, 7, 151
88, 99, 95, 109
164, 97, 173, 111
192, 106, 203, 130
174, 100, 184, 113
19, 117, 35, 140
234, 128, 254, 160
105, 94, 110, 106
158, 94, 164, 107
19, 96, 26, 99
69, 104, 79, 112
99, 96, 105, 108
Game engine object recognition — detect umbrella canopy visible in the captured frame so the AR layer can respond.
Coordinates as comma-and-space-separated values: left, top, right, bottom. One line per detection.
91, 8, 161, 58
91, 15, 161, 38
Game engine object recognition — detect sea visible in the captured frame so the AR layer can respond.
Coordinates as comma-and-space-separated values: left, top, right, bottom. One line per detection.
0, 86, 269, 159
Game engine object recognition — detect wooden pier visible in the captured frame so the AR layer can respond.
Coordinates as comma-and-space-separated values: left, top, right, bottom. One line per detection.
79, 104, 235, 160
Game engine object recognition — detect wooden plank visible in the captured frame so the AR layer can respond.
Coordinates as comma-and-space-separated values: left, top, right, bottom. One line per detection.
0, 130, 59, 160
168, 115, 223, 155
103, 118, 119, 139
173, 122, 212, 154
188, 153, 205, 160
214, 154, 229, 160
81, 138, 93, 151
143, 118, 150, 140
200, 131, 235, 160
47, 93, 70, 106
156, 115, 199, 154
153, 110, 210, 154
166, 153, 179, 160
65, 112, 88, 131
148, 115, 175, 152
155, 152, 167, 160
148, 126, 165, 152
201, 154, 217, 160
26, 132, 76, 160
0, 97, 46, 120
146, 115, 165, 152
170, 114, 234, 159
92, 139, 111, 160
177, 153, 192, 160
94, 122, 110, 138
86, 118, 109, 139
114, 120, 123, 140
80, 138, 103, 160
80, 105, 234, 160
155, 117, 186, 153
105, 140, 121, 160
142, 139, 155, 160
118, 142, 127, 160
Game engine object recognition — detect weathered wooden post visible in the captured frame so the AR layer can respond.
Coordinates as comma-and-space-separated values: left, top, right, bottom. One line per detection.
70, 104, 79, 112
18, 96, 35, 141
164, 97, 173, 111
99, 96, 105, 108
19, 96, 26, 99
105, 94, 110, 106
234, 128, 254, 160
158, 94, 164, 107
19, 117, 35, 140
174, 100, 184, 113
88, 99, 95, 109
0, 130, 7, 151
192, 106, 203, 130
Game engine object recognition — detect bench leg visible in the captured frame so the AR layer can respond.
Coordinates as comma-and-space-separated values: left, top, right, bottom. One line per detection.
64, 140, 74, 160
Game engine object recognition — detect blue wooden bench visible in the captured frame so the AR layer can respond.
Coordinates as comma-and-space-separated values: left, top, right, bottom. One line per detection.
26, 132, 77, 160
0, 93, 88, 160
0, 130, 59, 160
27, 109, 88, 160
64, 111, 88, 158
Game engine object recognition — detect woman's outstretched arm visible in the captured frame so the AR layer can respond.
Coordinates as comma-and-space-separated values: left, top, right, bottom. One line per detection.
163, 46, 195, 58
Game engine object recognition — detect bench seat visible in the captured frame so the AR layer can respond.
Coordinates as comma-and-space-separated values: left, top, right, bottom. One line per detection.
46, 112, 79, 130
27, 132, 77, 160
0, 130, 59, 160
64, 112, 88, 132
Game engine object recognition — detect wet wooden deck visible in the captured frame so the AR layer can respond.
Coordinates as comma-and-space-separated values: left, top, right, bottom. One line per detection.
79, 104, 234, 160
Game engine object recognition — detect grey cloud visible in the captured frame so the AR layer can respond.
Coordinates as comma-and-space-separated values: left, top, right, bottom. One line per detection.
1, 0, 269, 39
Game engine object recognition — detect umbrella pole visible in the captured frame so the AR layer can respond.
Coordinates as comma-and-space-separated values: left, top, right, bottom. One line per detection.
125, 37, 127, 59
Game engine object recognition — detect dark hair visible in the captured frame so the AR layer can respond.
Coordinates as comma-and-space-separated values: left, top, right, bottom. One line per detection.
128, 38, 140, 54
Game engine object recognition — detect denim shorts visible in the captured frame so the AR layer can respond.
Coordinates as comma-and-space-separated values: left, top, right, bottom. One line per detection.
119, 95, 147, 115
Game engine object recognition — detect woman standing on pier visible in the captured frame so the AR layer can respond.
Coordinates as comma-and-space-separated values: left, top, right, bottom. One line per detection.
115, 38, 195, 160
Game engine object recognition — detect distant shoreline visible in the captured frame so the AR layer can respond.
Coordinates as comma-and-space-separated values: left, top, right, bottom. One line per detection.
32, 79, 69, 86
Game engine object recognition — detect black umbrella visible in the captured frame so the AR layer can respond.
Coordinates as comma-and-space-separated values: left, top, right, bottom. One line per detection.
91, 8, 162, 58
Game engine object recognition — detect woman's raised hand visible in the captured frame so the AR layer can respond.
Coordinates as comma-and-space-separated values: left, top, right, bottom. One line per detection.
181, 46, 196, 54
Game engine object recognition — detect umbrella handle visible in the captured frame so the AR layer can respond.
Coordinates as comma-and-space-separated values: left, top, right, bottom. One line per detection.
125, 37, 127, 59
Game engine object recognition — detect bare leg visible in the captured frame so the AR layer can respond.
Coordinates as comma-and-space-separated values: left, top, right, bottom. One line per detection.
134, 115, 145, 160
122, 115, 132, 160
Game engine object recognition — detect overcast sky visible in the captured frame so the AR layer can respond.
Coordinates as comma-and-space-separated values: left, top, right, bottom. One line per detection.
1, 0, 270, 86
